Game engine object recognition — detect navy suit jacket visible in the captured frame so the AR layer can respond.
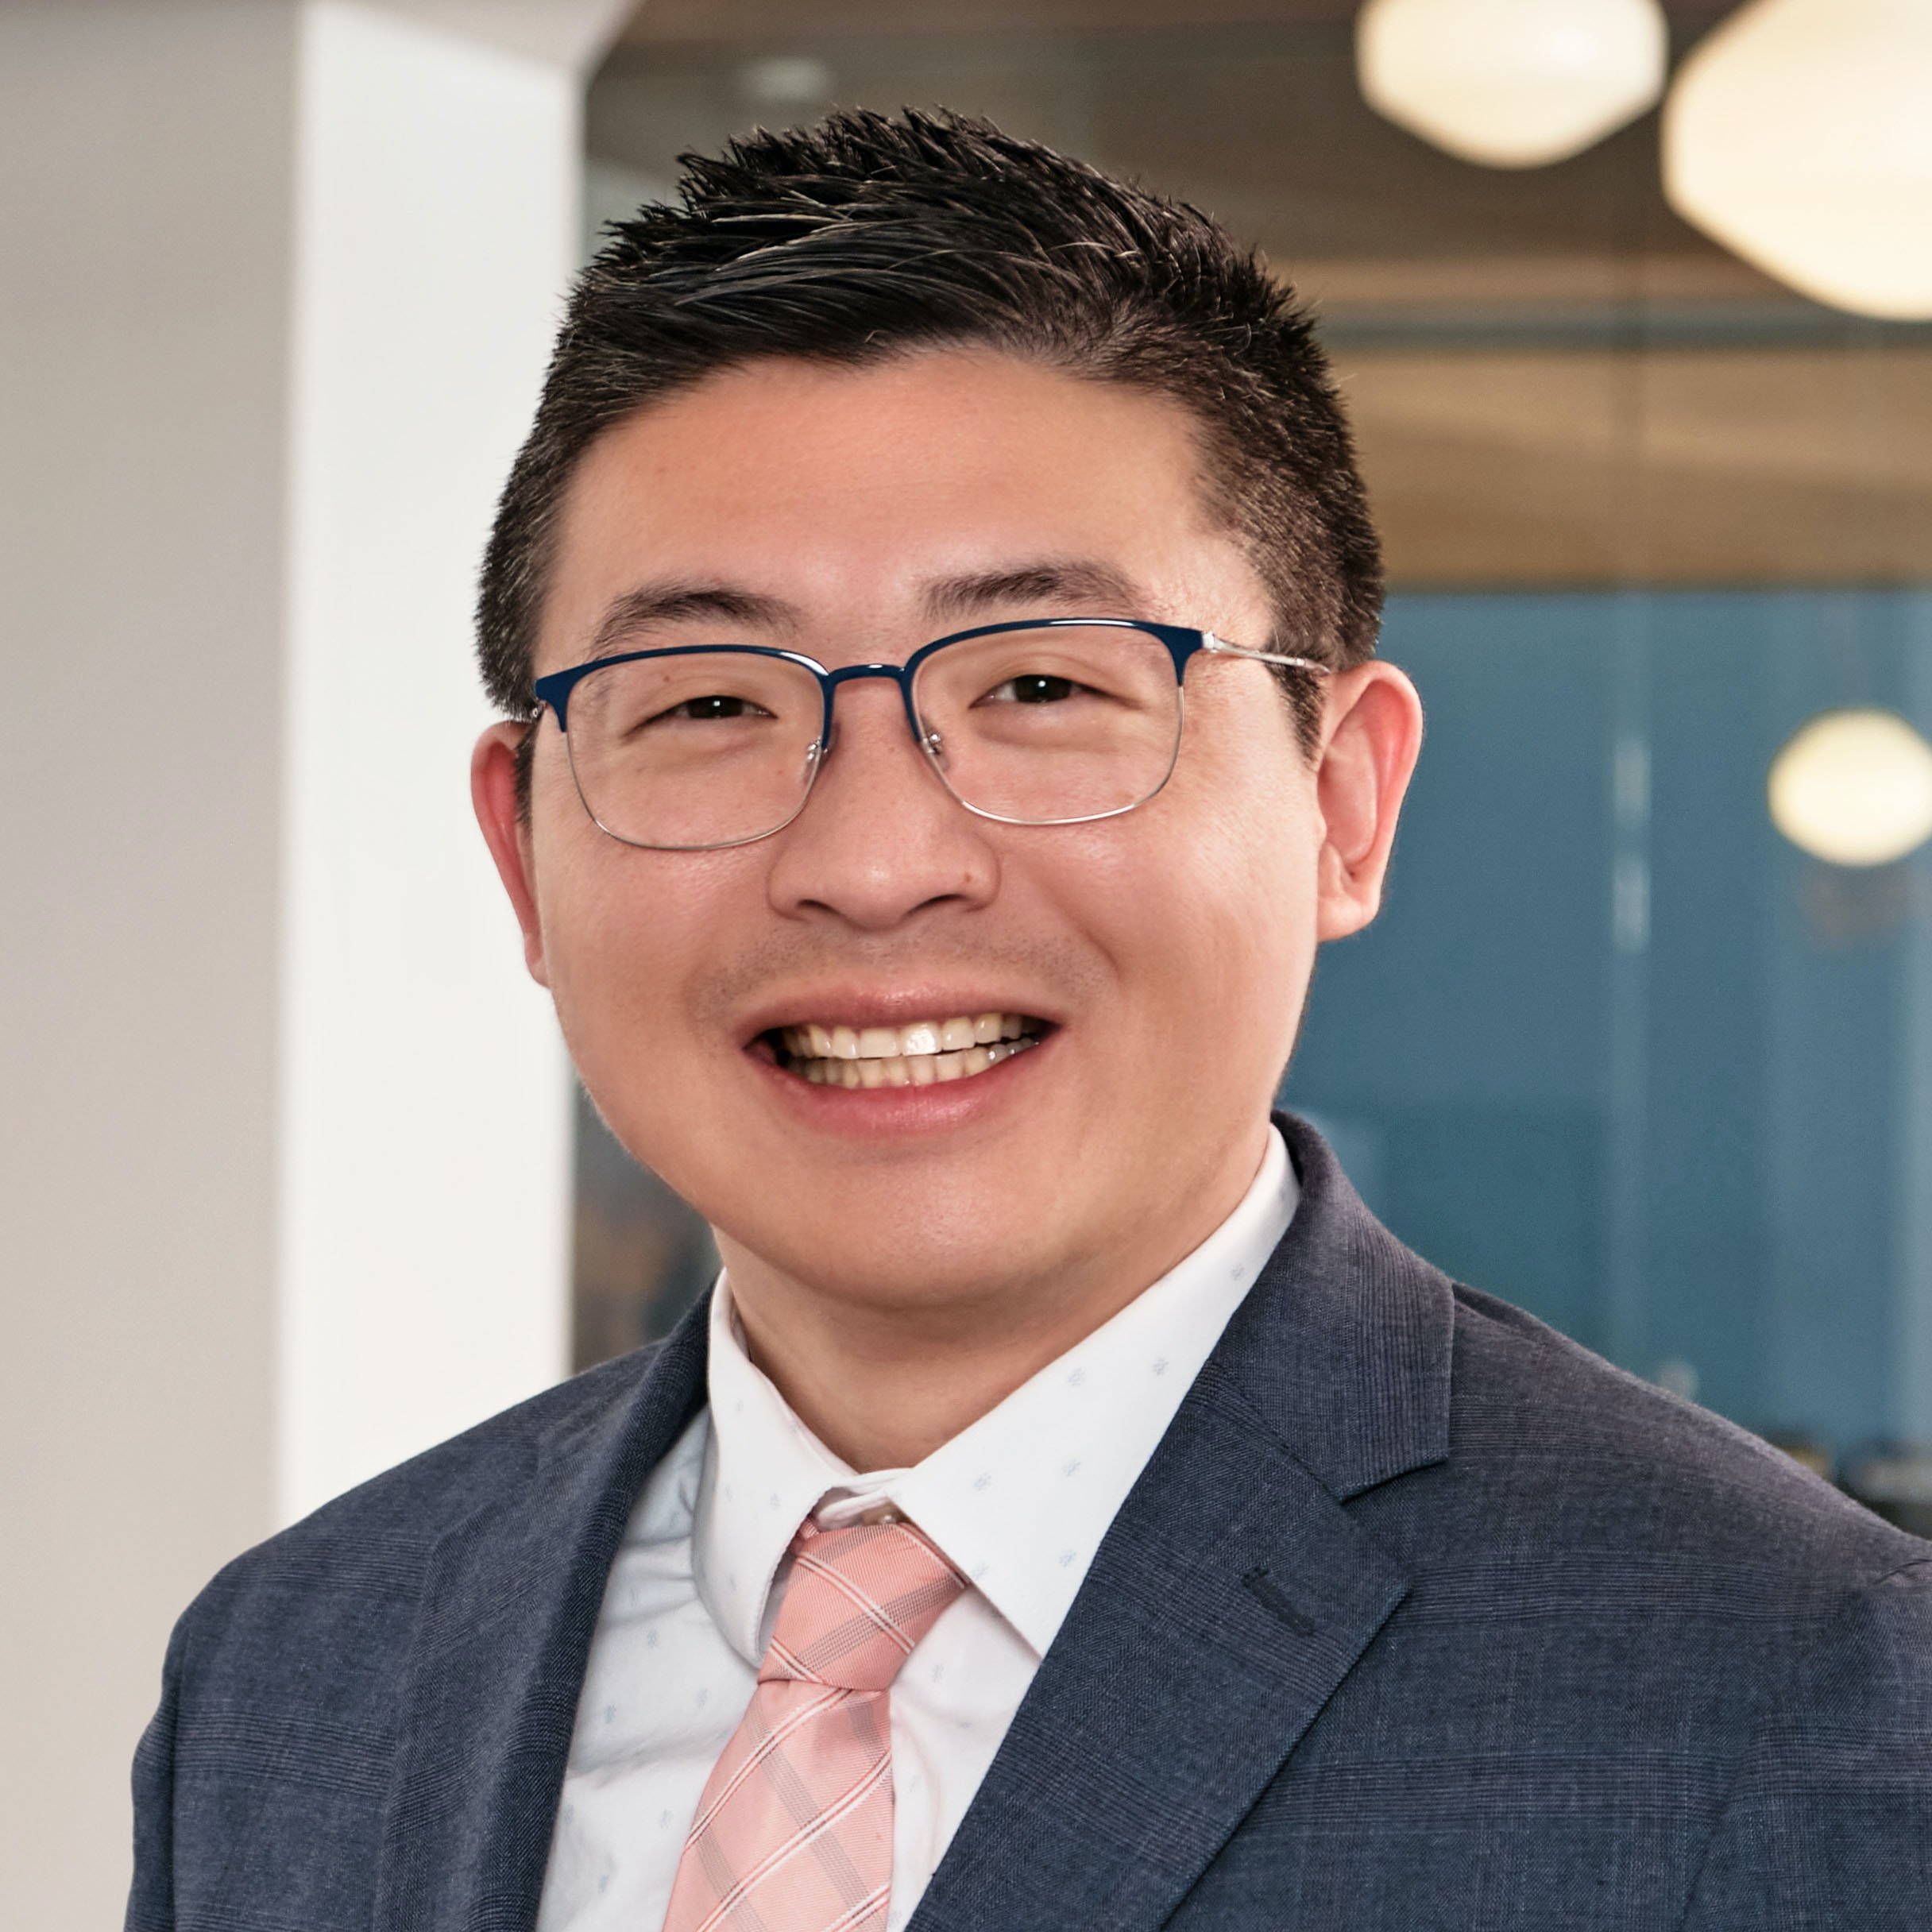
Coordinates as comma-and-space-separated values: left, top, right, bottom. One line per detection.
129, 1115, 1932, 1930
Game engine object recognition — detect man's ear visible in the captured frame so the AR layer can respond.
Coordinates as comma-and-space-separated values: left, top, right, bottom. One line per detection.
471, 720, 550, 987
1313, 661, 1424, 943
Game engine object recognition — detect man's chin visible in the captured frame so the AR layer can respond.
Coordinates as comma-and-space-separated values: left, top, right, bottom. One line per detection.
715, 1161, 1107, 1311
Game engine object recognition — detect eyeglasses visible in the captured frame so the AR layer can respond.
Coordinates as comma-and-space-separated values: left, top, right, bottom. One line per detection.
531, 617, 1329, 852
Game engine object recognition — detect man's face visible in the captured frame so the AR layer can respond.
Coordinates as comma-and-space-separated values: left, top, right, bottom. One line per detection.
477, 350, 1413, 1331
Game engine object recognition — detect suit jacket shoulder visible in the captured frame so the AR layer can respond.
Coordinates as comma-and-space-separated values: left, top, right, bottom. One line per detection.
129, 1323, 709, 1932
1435, 1275, 1919, 1599
178, 1340, 667, 1633
1426, 1284, 1932, 1929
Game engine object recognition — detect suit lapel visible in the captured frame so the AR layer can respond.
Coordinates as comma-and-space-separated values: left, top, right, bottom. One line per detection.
372, 1295, 711, 1932
907, 1113, 1455, 1932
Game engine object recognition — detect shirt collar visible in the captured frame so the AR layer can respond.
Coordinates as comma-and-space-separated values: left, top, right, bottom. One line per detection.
693, 1123, 1297, 1665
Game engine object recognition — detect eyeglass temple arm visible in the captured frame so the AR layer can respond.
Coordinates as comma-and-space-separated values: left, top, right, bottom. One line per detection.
1201, 633, 1333, 674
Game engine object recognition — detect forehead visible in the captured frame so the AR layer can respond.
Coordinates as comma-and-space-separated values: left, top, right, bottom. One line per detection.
536, 350, 1266, 673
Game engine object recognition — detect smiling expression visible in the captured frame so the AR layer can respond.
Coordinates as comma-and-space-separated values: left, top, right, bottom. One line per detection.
475, 349, 1405, 1335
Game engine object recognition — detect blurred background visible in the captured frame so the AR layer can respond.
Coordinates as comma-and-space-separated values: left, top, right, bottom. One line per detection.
5, 0, 1930, 1922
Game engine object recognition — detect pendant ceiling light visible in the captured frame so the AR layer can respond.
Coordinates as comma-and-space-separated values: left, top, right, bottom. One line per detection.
1357, 0, 1669, 168
1767, 709, 1932, 867
1664, 0, 1932, 320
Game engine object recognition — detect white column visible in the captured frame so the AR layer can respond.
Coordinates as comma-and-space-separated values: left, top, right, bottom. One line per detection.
276, 0, 589, 1522
0, 3, 628, 1925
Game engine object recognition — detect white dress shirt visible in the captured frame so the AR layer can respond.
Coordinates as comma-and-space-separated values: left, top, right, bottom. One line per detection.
537, 1125, 1297, 1932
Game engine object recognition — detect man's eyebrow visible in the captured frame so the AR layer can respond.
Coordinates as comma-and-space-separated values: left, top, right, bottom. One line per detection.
575, 560, 1145, 667
583, 582, 798, 662
918, 559, 1146, 623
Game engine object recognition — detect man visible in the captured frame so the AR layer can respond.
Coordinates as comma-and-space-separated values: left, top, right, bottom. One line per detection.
129, 111, 1930, 1931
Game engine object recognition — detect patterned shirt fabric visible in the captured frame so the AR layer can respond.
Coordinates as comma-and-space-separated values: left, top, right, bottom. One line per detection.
538, 1123, 1298, 1932
661, 1518, 967, 1932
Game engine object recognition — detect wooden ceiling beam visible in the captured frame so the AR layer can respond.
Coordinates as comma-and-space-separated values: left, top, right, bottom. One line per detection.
620, 2, 1735, 48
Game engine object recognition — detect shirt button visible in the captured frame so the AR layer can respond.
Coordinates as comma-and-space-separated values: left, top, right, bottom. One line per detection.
860, 1504, 902, 1525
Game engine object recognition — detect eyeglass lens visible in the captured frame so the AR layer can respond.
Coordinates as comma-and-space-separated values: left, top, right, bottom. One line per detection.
558, 624, 1185, 850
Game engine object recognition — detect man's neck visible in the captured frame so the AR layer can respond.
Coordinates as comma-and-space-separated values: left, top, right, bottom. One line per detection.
711, 1126, 1273, 1471
719, 1265, 1134, 1472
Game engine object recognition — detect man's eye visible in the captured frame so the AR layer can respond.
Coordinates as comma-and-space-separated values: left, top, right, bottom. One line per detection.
651, 694, 772, 724
984, 673, 1082, 705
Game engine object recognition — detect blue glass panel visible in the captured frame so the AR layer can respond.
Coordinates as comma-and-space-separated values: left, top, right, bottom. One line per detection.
1285, 589, 1932, 1460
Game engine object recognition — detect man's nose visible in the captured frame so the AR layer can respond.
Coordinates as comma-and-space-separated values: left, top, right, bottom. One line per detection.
763, 676, 999, 930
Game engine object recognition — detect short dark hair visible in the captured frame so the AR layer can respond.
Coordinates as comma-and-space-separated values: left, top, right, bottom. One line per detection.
478, 107, 1383, 809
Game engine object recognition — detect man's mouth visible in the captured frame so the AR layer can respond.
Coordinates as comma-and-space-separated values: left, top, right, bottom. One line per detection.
765, 1012, 1048, 1088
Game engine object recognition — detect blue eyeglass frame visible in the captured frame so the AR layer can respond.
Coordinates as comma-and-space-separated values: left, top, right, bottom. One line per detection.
529, 616, 1330, 848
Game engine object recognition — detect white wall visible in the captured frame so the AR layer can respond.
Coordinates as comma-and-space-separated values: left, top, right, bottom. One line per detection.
0, 2, 626, 1922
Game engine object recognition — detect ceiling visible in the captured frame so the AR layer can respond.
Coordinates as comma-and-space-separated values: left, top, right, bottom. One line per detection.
619, 1, 1732, 44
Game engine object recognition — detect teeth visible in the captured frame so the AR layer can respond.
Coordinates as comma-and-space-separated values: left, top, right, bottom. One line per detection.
803, 1036, 1037, 1087
779, 1013, 1036, 1061
772, 1010, 1044, 1089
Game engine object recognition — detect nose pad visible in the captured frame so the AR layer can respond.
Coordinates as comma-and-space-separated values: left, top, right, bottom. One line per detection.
919, 727, 948, 771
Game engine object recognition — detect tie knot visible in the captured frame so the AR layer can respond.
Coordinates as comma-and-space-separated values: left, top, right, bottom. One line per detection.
762, 1517, 966, 1691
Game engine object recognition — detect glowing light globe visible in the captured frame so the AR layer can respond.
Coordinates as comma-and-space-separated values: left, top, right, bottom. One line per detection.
1767, 709, 1932, 866
1665, 0, 1932, 320
1357, 0, 1669, 168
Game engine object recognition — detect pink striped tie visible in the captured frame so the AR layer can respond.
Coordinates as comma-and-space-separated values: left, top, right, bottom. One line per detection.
662, 1515, 967, 1932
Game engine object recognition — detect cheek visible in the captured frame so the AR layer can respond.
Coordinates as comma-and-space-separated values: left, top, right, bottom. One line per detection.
1157, 755, 1319, 1030
532, 836, 711, 1061
1180, 840, 1311, 1041
1050, 773, 1315, 1052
